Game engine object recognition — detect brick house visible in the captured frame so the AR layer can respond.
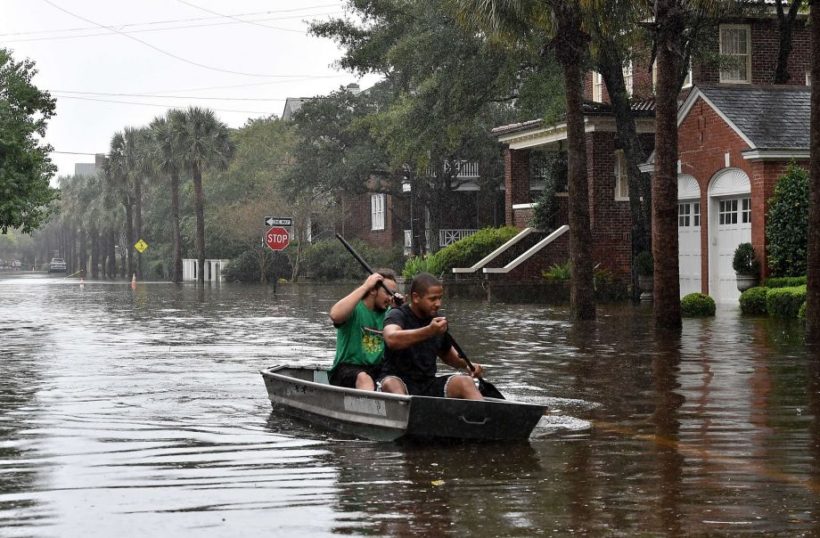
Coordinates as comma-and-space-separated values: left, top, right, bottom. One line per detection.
496, 10, 811, 302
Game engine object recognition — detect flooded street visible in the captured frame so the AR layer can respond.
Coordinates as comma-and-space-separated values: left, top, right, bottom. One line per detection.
2, 273, 819, 536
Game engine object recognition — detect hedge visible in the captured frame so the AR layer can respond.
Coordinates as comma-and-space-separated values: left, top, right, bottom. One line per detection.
765, 285, 807, 318
763, 276, 807, 288
739, 286, 768, 315
681, 293, 716, 317
403, 226, 519, 279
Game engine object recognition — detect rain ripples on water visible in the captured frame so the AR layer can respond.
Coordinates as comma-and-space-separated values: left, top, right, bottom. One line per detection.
1, 273, 819, 536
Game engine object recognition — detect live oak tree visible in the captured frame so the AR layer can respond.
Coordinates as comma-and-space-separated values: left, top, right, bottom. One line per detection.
806, 0, 820, 342
0, 48, 58, 234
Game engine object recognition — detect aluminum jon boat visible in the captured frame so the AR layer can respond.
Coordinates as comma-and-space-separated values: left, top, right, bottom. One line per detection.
261, 365, 547, 441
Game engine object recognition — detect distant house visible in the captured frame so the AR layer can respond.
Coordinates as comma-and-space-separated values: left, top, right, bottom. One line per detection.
495, 8, 811, 302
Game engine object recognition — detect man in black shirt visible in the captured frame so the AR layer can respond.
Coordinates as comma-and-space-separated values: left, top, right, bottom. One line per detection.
379, 272, 484, 399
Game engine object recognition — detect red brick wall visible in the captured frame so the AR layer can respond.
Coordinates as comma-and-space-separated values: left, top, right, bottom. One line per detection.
695, 19, 810, 86
340, 192, 401, 248
505, 148, 531, 227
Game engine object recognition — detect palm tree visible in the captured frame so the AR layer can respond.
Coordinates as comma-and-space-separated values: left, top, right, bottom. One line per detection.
456, 0, 596, 320
149, 112, 185, 283
173, 107, 235, 284
105, 132, 134, 279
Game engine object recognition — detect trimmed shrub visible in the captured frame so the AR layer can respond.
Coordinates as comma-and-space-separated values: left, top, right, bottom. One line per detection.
635, 251, 653, 276
681, 293, 716, 317
402, 226, 519, 279
739, 286, 768, 315
766, 163, 809, 277
732, 242, 759, 275
765, 285, 807, 318
799, 301, 807, 320
223, 249, 292, 282
763, 276, 807, 288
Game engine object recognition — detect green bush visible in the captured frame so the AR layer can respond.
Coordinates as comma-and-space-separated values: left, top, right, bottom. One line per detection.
766, 163, 809, 277
681, 293, 716, 317
763, 276, 807, 288
402, 226, 519, 279
635, 251, 653, 276
304, 239, 402, 281
530, 152, 567, 233
732, 242, 759, 275
739, 286, 768, 315
765, 285, 807, 318
799, 301, 807, 320
402, 255, 432, 280
543, 260, 571, 280
223, 249, 292, 282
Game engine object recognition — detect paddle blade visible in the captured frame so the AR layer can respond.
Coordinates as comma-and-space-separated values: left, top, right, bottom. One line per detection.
478, 378, 505, 400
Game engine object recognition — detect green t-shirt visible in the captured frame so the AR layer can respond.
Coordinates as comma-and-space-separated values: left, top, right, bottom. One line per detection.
331, 301, 386, 371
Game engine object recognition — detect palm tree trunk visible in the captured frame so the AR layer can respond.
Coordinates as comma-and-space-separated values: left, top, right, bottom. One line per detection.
78, 227, 87, 277
90, 225, 99, 279
170, 171, 183, 283
108, 229, 117, 279
552, 1, 596, 320
653, 0, 683, 329
134, 177, 143, 279
805, 0, 820, 343
125, 202, 134, 279
192, 162, 206, 285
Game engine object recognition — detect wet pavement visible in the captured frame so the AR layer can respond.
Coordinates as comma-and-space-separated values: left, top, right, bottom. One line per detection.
1, 273, 818, 536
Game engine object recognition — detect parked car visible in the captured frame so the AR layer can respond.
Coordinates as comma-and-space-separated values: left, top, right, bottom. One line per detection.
49, 258, 67, 273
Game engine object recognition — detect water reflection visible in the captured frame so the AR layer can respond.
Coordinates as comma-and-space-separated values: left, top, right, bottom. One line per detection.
1, 274, 819, 535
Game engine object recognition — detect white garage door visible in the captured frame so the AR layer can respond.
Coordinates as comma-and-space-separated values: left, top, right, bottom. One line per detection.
709, 169, 752, 303
677, 175, 702, 297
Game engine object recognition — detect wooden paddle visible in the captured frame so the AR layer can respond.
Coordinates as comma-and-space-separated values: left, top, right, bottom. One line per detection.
335, 233, 505, 399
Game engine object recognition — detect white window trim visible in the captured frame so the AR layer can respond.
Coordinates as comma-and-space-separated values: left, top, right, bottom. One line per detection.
614, 149, 629, 201
719, 24, 752, 84
371, 193, 385, 231
623, 60, 633, 96
592, 71, 604, 102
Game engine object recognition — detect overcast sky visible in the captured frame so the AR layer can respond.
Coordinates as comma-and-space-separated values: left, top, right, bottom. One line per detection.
1, 0, 374, 179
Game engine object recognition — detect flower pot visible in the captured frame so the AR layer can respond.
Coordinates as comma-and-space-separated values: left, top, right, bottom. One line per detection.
735, 272, 758, 292
638, 274, 653, 301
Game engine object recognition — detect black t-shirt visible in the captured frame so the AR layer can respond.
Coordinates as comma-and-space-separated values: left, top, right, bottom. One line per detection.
381, 304, 452, 382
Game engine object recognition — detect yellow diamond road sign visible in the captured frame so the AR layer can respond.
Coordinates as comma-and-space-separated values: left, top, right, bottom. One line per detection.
134, 239, 149, 253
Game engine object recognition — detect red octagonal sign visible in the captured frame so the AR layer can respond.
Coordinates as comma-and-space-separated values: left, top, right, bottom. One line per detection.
265, 226, 290, 251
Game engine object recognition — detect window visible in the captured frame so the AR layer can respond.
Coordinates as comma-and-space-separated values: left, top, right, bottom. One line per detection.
719, 199, 739, 225
614, 150, 629, 200
807, 70, 812, 86
371, 193, 385, 231
719, 25, 751, 83
623, 60, 633, 96
693, 202, 701, 227
678, 203, 691, 227
741, 197, 751, 224
592, 71, 604, 102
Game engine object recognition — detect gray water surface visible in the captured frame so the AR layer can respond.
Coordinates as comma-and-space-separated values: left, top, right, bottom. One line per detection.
1, 273, 818, 536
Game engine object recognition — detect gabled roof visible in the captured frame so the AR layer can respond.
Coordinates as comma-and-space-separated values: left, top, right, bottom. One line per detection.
679, 85, 810, 150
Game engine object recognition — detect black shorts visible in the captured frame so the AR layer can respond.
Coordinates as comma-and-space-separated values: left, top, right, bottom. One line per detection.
379, 374, 459, 397
329, 363, 382, 388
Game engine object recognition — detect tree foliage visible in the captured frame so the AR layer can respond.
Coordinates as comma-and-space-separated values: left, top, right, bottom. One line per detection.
767, 163, 809, 277
0, 49, 58, 233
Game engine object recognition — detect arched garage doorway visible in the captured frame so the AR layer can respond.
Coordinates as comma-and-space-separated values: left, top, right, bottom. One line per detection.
677, 174, 702, 297
708, 168, 752, 303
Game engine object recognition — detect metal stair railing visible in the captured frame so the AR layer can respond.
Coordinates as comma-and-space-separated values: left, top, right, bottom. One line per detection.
451, 227, 535, 274
482, 225, 569, 274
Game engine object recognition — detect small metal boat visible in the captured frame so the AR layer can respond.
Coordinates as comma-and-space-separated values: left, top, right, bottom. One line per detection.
261, 365, 547, 441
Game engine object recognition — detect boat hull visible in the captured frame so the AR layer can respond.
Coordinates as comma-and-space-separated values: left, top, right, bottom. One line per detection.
261, 365, 547, 442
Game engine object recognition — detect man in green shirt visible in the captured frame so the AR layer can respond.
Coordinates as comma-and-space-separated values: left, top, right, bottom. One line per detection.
329, 270, 400, 390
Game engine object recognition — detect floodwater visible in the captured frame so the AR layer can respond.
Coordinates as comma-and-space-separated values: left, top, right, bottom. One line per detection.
1, 273, 818, 537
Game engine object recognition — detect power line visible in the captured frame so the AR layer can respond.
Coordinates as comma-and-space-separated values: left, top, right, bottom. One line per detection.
53, 90, 289, 101
175, 0, 309, 33
55, 94, 279, 114
38, 0, 330, 78
0, 4, 341, 38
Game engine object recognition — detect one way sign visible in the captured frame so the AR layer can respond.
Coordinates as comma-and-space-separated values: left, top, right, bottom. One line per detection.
265, 216, 292, 227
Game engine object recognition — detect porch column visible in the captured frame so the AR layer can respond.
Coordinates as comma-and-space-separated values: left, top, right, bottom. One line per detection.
504, 148, 530, 227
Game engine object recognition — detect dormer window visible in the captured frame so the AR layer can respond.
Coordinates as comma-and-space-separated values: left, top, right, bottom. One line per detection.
719, 24, 751, 84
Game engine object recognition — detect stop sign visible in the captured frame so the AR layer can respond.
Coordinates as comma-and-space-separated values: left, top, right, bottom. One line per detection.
265, 226, 290, 251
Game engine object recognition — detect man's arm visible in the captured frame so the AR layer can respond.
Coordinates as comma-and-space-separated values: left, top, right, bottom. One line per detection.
439, 344, 485, 377
383, 316, 448, 350
329, 273, 382, 325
